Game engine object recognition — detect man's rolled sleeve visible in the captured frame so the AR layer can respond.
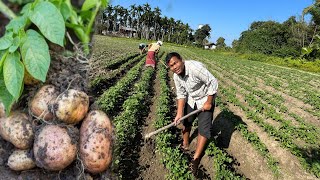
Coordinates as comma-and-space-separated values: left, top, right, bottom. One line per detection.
207, 78, 218, 95
196, 65, 218, 96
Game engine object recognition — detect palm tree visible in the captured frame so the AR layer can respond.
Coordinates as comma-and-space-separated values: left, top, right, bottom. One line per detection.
129, 5, 136, 29
112, 5, 121, 32
153, 7, 161, 40
141, 3, 152, 39
103, 5, 113, 32
168, 17, 175, 42
101, 4, 198, 45
160, 16, 169, 41
117, 6, 125, 31
136, 5, 143, 38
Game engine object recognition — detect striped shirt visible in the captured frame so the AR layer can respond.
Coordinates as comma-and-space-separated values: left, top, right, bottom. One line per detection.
173, 60, 218, 109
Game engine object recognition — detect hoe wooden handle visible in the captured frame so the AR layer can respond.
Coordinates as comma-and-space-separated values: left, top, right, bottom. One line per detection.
144, 109, 202, 139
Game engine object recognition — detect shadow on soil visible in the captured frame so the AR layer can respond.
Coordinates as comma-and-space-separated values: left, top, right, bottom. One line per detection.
211, 109, 238, 148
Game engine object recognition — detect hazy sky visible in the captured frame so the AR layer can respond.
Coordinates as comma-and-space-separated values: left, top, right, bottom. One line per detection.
110, 0, 314, 46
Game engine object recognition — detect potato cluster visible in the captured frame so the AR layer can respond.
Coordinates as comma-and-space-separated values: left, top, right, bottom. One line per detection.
0, 85, 113, 174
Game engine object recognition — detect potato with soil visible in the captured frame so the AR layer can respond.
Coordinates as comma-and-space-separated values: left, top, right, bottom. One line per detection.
30, 85, 58, 121
53, 89, 89, 124
80, 110, 113, 173
24, 69, 40, 85
0, 112, 33, 149
33, 125, 78, 171
7, 149, 36, 171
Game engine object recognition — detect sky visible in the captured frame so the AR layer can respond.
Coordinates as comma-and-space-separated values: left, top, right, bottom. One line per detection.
109, 0, 314, 46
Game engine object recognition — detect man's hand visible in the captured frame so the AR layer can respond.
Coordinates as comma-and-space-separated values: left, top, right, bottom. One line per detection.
202, 101, 212, 111
174, 113, 183, 125
202, 94, 215, 111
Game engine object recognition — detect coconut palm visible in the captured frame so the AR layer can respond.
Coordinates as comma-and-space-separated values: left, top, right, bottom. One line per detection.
160, 16, 169, 41
152, 7, 161, 40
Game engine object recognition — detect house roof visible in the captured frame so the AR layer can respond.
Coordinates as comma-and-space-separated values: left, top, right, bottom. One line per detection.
119, 25, 137, 32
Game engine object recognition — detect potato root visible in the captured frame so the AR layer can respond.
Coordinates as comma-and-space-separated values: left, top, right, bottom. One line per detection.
0, 112, 33, 149
80, 110, 113, 173
33, 125, 78, 171
7, 149, 36, 171
30, 85, 58, 121
53, 89, 89, 124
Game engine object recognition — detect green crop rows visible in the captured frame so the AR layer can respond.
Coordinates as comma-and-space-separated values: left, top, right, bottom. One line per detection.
91, 36, 320, 179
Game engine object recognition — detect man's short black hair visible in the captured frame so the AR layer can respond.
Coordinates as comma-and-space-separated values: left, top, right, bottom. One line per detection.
165, 52, 182, 64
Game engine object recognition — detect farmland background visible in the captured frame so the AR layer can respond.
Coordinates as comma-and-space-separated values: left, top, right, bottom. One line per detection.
90, 35, 320, 179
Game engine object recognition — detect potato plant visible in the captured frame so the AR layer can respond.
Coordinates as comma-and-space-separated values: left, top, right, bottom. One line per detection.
0, 0, 108, 115
218, 81, 320, 177
97, 57, 145, 116
112, 56, 159, 177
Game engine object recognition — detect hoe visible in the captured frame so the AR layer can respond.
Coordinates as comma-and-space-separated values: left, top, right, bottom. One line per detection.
144, 109, 202, 140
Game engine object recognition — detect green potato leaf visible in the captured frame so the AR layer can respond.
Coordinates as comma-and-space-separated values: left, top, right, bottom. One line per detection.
0, 70, 16, 116
5, 15, 28, 34
3, 51, 24, 100
0, 35, 13, 50
9, 37, 20, 53
60, 2, 71, 21
29, 1, 65, 46
21, 29, 50, 82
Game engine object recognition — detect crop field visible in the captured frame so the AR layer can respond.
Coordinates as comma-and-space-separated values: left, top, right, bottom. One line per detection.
90, 35, 320, 180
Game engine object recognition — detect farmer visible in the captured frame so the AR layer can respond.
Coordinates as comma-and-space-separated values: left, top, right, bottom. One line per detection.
145, 41, 163, 68
165, 52, 218, 175
138, 43, 147, 55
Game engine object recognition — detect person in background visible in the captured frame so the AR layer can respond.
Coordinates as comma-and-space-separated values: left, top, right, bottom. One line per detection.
138, 43, 147, 55
145, 41, 163, 68
165, 52, 218, 176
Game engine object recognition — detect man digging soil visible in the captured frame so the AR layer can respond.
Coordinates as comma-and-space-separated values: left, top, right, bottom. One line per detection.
165, 52, 218, 176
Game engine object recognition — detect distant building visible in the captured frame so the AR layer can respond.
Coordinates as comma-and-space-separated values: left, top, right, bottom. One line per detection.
119, 25, 137, 38
204, 42, 216, 50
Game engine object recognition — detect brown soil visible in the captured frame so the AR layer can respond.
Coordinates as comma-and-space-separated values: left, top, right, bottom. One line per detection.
211, 107, 275, 180
138, 66, 168, 180
255, 78, 320, 126
225, 101, 318, 180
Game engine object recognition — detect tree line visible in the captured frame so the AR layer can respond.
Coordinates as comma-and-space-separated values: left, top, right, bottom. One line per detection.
97, 1, 320, 60
220, 1, 320, 60
96, 3, 212, 46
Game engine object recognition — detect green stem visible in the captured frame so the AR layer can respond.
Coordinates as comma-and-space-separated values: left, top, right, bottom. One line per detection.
0, 0, 16, 19
65, 0, 89, 54
85, 1, 101, 37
